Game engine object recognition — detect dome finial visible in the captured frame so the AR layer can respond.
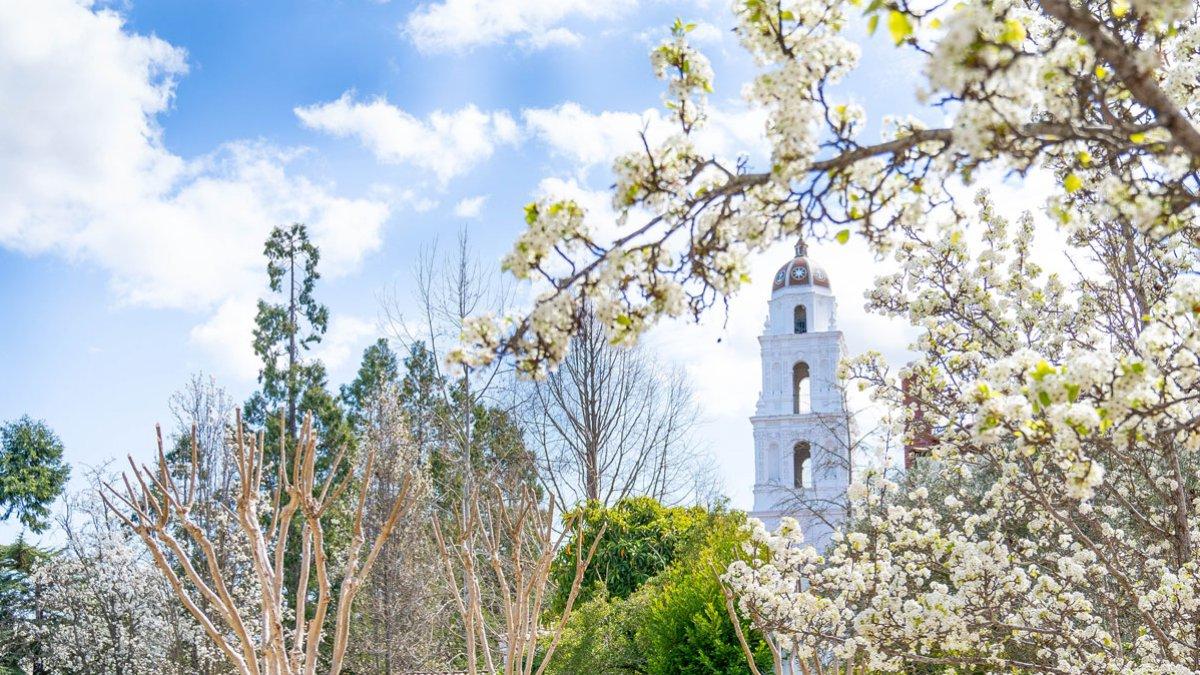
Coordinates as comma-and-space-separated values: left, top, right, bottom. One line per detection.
794, 237, 807, 257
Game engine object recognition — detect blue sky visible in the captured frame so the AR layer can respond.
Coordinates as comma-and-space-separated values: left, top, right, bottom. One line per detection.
0, 0, 931, 540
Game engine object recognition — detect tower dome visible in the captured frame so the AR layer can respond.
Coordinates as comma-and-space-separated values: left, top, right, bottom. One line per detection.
771, 239, 831, 293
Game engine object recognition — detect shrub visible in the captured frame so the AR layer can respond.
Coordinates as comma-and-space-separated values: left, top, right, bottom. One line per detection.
638, 512, 772, 675
549, 496, 708, 613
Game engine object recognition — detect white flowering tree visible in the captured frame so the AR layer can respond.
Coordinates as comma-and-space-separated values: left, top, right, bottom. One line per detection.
33, 471, 228, 674
723, 190, 1200, 671
458, 0, 1200, 376
452, 0, 1200, 671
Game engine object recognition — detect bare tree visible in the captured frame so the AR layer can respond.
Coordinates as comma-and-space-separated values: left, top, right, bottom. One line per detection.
524, 313, 711, 508
432, 486, 605, 675
101, 412, 422, 675
773, 388, 903, 542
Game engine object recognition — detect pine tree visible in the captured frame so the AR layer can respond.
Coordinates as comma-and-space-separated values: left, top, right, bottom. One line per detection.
341, 338, 401, 431
0, 537, 49, 675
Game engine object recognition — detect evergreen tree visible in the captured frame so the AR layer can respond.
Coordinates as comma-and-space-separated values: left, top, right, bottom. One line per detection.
242, 224, 354, 670
341, 338, 401, 431
244, 223, 351, 460
0, 537, 49, 675
0, 417, 69, 533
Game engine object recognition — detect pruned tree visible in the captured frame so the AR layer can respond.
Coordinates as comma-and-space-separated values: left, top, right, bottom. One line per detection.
431, 486, 605, 675
524, 312, 712, 508
101, 412, 422, 675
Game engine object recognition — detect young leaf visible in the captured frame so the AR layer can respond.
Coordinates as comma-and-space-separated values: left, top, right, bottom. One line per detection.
887, 10, 913, 45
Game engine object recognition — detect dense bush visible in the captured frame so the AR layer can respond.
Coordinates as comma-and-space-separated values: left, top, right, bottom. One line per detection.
637, 513, 771, 675
544, 586, 650, 675
548, 496, 708, 613
547, 502, 771, 675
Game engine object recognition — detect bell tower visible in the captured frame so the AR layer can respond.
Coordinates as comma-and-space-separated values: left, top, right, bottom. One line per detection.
750, 240, 850, 546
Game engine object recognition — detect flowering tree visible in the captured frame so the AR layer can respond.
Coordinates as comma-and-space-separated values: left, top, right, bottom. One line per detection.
453, 0, 1200, 671
722, 192, 1200, 671
729, 195, 1200, 670
33, 471, 227, 674
458, 0, 1200, 377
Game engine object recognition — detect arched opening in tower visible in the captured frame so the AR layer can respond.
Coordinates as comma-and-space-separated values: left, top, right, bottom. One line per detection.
793, 441, 811, 489
792, 361, 811, 414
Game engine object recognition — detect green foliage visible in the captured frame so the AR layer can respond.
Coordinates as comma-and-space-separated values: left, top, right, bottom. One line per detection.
0, 417, 70, 532
545, 503, 771, 675
245, 222, 349, 455
549, 497, 708, 614
396, 341, 538, 515
637, 512, 772, 675
340, 338, 401, 430
544, 585, 650, 675
0, 537, 50, 674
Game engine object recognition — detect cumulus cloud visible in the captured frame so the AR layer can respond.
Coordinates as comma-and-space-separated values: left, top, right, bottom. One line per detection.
192, 298, 381, 382
523, 102, 770, 174
403, 0, 637, 53
0, 0, 391, 379
295, 94, 520, 183
453, 195, 488, 219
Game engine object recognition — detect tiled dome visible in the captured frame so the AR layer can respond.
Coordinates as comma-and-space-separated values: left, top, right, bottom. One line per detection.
771, 239, 830, 292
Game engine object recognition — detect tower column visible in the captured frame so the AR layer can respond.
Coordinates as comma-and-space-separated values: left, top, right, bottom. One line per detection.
750, 243, 850, 548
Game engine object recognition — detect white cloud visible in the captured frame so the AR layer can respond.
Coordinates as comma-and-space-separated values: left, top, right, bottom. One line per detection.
521, 27, 582, 50
0, 0, 391, 378
313, 314, 381, 379
295, 93, 520, 183
403, 0, 637, 53
687, 21, 725, 45
523, 102, 770, 174
453, 195, 488, 219
193, 300, 381, 383
190, 296, 260, 379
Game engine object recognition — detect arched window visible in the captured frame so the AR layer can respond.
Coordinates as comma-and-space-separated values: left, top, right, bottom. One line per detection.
793, 441, 811, 489
792, 362, 811, 414
793, 304, 807, 334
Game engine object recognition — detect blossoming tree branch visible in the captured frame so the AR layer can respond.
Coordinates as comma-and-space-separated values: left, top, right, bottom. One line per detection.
461, 0, 1200, 671
458, 0, 1200, 378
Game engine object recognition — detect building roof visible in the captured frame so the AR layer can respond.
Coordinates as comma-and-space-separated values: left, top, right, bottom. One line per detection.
771, 239, 831, 292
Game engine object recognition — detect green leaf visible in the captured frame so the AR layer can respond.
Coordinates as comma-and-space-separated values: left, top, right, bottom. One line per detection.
1000, 18, 1025, 45
835, 229, 851, 244
887, 10, 913, 45
1063, 173, 1083, 194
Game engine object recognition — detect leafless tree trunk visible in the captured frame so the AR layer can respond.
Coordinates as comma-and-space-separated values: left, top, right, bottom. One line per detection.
102, 412, 422, 675
432, 487, 604, 675
524, 312, 711, 508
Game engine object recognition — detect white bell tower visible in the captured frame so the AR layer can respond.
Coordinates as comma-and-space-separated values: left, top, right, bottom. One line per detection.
750, 240, 850, 546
